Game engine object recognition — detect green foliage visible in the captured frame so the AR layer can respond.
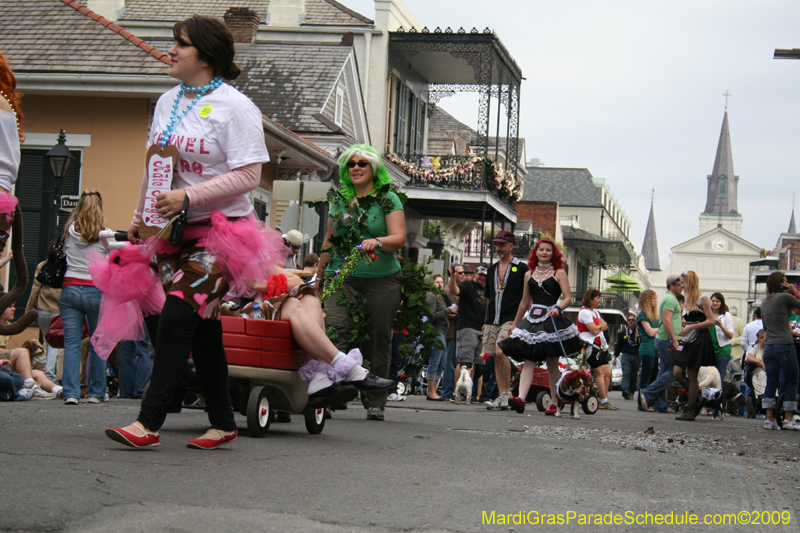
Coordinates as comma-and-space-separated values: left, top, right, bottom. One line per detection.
539, 231, 565, 253
310, 184, 405, 264
423, 220, 450, 241
326, 326, 339, 341
392, 260, 444, 390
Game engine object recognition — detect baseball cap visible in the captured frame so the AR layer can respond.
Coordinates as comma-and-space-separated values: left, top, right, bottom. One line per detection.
493, 230, 516, 245
666, 274, 681, 288
475, 265, 488, 275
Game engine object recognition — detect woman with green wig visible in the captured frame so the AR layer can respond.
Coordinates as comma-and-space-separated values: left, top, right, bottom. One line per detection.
316, 144, 406, 421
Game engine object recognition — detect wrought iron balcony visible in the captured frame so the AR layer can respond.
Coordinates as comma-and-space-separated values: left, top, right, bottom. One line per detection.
386, 153, 518, 211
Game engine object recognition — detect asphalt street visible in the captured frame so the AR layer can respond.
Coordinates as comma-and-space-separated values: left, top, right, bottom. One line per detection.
2, 391, 799, 533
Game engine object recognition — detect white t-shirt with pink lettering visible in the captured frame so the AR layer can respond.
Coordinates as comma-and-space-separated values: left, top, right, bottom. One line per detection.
148, 83, 269, 222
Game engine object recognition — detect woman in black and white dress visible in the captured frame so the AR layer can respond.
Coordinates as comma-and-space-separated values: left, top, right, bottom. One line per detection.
499, 239, 581, 414
673, 270, 716, 421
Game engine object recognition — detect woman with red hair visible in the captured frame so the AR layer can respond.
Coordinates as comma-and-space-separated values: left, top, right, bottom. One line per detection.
499, 238, 581, 414
0, 51, 23, 253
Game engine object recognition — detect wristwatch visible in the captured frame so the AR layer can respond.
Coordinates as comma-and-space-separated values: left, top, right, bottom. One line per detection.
375, 238, 383, 249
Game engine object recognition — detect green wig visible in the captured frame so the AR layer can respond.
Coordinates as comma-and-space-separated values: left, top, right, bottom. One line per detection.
337, 144, 392, 200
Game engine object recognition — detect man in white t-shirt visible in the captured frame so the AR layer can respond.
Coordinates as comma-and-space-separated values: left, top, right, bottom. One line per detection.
742, 307, 763, 353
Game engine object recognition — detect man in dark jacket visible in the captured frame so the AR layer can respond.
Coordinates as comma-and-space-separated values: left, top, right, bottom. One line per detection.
614, 313, 640, 400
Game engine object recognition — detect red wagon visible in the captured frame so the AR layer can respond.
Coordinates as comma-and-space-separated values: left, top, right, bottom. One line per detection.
219, 315, 334, 437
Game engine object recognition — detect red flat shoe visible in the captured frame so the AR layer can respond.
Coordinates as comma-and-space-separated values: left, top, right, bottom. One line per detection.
105, 423, 160, 448
545, 404, 557, 416
508, 396, 525, 414
187, 429, 238, 450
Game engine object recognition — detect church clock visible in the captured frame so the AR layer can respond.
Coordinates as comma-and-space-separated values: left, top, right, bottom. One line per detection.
712, 237, 727, 252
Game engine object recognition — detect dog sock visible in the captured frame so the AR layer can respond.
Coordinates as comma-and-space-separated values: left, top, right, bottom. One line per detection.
600, 398, 608, 404
329, 349, 368, 382
52, 385, 63, 396
24, 379, 36, 389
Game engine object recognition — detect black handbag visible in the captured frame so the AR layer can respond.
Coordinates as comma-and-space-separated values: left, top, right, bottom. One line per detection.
36, 238, 67, 288
168, 196, 190, 247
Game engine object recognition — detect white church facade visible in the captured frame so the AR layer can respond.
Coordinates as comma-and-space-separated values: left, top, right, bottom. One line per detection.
650, 111, 761, 319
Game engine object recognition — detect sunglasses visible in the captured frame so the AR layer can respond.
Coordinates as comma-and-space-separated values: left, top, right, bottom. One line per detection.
347, 160, 370, 168
290, 245, 300, 251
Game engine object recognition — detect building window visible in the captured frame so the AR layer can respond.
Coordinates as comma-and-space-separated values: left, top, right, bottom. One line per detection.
334, 87, 344, 126
718, 175, 727, 198
576, 262, 588, 296
251, 187, 271, 226
393, 79, 425, 154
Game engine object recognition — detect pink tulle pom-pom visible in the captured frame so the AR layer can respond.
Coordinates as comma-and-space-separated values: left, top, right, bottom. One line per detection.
204, 211, 287, 296
88, 246, 165, 359
0, 192, 18, 221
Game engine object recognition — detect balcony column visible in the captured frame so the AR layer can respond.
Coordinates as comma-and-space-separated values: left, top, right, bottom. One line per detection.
490, 209, 497, 264
480, 204, 486, 264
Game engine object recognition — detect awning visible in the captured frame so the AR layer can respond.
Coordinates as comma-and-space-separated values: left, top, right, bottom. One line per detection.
605, 272, 642, 291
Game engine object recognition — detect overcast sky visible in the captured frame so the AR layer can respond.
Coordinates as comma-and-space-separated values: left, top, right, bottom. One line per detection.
345, 0, 800, 269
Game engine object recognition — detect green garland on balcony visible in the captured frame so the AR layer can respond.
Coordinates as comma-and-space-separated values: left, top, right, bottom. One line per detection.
386, 153, 523, 201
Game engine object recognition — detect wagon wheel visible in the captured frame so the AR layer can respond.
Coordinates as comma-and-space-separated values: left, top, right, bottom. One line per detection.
535, 391, 551, 412
582, 395, 599, 415
746, 395, 756, 419
304, 406, 326, 434
247, 386, 272, 438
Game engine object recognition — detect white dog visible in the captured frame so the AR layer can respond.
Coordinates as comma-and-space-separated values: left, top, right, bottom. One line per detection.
454, 365, 473, 405
554, 369, 593, 419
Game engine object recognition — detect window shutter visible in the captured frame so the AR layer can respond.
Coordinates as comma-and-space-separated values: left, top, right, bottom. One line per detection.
8, 149, 81, 317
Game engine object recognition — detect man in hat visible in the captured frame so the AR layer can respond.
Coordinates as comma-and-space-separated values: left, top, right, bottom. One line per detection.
448, 264, 488, 401
281, 229, 304, 269
483, 230, 529, 411
639, 273, 683, 413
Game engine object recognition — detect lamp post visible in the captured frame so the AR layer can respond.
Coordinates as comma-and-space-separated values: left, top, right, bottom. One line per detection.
45, 129, 74, 242
428, 225, 444, 259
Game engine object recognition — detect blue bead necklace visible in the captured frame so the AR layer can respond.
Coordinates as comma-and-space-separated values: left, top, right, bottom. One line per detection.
159, 76, 223, 147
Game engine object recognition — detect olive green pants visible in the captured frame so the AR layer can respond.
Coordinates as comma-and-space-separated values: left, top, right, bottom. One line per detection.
325, 271, 404, 409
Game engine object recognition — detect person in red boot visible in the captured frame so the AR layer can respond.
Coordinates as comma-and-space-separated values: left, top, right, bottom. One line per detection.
105, 15, 269, 450
498, 239, 581, 415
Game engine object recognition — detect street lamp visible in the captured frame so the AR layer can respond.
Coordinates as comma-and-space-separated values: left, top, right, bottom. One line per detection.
45, 129, 74, 241
428, 225, 444, 258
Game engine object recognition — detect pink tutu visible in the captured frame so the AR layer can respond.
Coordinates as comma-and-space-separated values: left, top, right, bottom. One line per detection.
0, 191, 18, 221
204, 211, 287, 296
87, 245, 165, 359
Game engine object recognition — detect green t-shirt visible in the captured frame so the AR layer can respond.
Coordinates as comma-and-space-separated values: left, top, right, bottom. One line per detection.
710, 325, 732, 356
325, 190, 403, 279
636, 310, 659, 356
656, 291, 681, 341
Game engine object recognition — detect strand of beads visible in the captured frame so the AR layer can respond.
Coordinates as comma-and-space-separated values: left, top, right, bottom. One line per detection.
0, 90, 21, 137
534, 263, 553, 287
159, 76, 223, 147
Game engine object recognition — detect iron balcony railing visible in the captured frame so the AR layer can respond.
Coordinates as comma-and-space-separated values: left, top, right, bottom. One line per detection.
387, 153, 517, 211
